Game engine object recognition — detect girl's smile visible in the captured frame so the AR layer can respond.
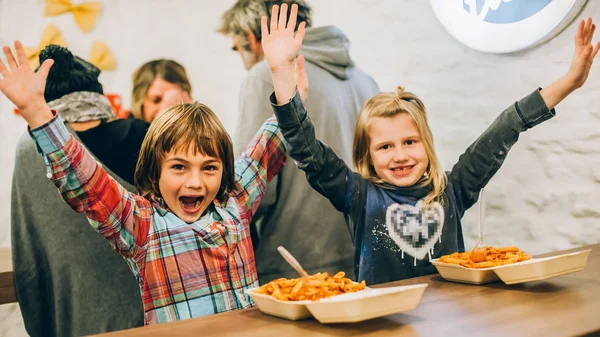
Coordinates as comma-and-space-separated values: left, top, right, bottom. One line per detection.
368, 113, 429, 187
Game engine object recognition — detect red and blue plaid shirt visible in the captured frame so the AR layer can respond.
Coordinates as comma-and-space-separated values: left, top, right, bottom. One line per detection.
30, 112, 286, 324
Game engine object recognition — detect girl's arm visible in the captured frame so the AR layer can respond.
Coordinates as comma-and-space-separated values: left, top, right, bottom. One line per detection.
447, 89, 555, 215
233, 47, 309, 216
0, 41, 150, 261
260, 4, 365, 214
233, 31, 310, 216
449, 18, 599, 215
270, 90, 360, 213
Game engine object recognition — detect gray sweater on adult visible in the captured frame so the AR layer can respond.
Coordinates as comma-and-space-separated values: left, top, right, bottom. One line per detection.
11, 126, 143, 337
234, 25, 380, 283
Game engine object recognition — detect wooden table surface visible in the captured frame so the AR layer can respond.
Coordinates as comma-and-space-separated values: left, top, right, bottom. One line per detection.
93, 245, 600, 337
0, 248, 16, 305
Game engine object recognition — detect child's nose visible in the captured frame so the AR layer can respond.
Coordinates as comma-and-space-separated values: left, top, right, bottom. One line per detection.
393, 148, 409, 162
185, 171, 205, 190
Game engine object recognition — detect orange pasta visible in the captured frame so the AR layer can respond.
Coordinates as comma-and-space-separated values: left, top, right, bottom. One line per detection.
257, 271, 366, 301
439, 246, 531, 268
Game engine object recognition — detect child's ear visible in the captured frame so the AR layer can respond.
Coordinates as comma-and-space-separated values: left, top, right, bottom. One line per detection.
246, 31, 263, 55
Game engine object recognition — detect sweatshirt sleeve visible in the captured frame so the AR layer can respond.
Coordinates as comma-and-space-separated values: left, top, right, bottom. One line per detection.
447, 88, 555, 216
233, 116, 287, 217
30, 112, 152, 262
270, 90, 366, 219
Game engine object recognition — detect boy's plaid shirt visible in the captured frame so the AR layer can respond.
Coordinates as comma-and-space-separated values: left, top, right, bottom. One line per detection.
30, 113, 286, 324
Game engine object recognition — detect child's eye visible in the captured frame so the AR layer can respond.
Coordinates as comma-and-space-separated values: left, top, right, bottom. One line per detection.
172, 164, 185, 171
405, 140, 415, 146
380, 144, 391, 150
204, 165, 218, 172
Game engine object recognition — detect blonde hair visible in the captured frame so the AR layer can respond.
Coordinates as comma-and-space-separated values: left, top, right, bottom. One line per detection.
352, 87, 447, 206
131, 59, 192, 120
134, 102, 235, 201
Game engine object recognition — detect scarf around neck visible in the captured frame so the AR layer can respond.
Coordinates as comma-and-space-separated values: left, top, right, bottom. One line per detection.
47, 91, 116, 123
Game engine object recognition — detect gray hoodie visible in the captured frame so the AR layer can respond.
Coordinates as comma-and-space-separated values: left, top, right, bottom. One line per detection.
234, 25, 379, 284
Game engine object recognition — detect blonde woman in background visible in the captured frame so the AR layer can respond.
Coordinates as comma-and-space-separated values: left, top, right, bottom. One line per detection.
130, 59, 192, 122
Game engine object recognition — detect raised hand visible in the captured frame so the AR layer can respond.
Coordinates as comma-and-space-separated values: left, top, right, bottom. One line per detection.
262, 4, 307, 104
0, 40, 54, 127
540, 18, 600, 110
261, 3, 306, 73
566, 18, 600, 89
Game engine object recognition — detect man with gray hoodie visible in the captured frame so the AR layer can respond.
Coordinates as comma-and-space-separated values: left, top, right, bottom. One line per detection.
219, 0, 379, 284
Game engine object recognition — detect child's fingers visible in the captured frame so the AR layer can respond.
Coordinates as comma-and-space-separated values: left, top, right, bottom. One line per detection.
287, 4, 298, 31
296, 54, 305, 70
278, 3, 288, 31
294, 55, 309, 102
14, 41, 29, 70
37, 59, 54, 82
581, 44, 593, 63
295, 22, 306, 44
0, 58, 8, 77
270, 5, 279, 33
586, 23, 596, 46
293, 55, 305, 78
592, 41, 600, 59
261, 16, 269, 39
584, 18, 592, 39
3, 45, 18, 70
575, 19, 585, 45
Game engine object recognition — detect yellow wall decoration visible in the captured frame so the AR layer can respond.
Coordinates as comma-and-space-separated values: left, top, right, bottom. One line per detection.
90, 41, 116, 71
44, 0, 102, 33
24, 24, 67, 69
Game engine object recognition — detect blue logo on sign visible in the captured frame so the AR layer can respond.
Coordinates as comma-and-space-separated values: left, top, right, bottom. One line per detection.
462, 0, 553, 23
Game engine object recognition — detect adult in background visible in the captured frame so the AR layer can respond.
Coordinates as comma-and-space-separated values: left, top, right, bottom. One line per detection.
218, 0, 379, 283
129, 59, 192, 122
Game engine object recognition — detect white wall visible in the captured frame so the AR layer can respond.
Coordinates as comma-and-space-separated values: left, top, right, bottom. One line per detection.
1, 0, 599, 335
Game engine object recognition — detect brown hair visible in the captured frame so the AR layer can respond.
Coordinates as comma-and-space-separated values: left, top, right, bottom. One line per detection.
134, 102, 235, 201
131, 59, 192, 119
352, 87, 447, 206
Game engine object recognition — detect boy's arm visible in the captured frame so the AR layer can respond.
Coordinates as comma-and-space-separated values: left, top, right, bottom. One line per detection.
0, 41, 151, 261
30, 113, 152, 260
234, 75, 279, 223
449, 18, 600, 215
233, 116, 286, 215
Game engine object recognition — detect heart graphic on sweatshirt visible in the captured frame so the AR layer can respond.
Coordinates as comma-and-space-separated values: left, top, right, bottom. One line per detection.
385, 201, 444, 260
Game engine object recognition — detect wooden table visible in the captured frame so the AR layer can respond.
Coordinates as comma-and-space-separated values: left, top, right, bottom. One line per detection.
0, 248, 16, 305
93, 245, 600, 337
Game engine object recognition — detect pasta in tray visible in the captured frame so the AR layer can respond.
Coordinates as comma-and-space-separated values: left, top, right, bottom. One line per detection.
257, 271, 366, 301
438, 246, 531, 268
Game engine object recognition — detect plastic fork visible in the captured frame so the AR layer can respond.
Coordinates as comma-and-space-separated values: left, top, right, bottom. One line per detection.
470, 189, 486, 263
277, 246, 309, 278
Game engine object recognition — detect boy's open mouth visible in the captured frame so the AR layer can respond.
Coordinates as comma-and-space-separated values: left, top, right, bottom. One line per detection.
179, 196, 204, 213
